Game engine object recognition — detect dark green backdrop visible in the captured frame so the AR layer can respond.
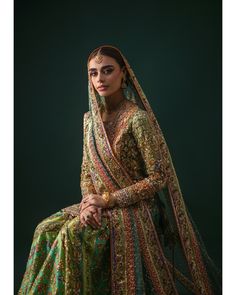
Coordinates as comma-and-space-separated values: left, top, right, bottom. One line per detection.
14, 0, 222, 292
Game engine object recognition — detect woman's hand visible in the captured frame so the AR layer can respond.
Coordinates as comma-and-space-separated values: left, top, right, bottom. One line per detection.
80, 205, 102, 229
80, 193, 107, 210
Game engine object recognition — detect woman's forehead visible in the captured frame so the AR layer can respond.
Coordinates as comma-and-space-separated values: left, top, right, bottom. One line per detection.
88, 55, 119, 70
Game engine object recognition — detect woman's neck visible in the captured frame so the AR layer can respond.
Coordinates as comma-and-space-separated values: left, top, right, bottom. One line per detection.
104, 89, 126, 114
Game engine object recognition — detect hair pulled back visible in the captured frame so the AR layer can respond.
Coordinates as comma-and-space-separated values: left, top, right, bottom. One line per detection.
87, 46, 126, 69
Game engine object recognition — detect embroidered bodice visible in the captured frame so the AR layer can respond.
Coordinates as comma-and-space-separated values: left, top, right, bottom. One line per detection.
80, 99, 167, 207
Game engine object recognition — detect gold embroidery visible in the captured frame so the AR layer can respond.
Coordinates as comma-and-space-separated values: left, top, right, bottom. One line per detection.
109, 109, 167, 207
80, 112, 97, 197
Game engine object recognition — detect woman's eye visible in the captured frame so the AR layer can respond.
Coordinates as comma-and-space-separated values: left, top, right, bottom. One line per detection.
90, 72, 97, 77
89, 69, 113, 77
103, 69, 113, 75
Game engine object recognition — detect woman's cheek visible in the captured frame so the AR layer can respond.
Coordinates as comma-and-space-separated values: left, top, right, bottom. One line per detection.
111, 74, 122, 89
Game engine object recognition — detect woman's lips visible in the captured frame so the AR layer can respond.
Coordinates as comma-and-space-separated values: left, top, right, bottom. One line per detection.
97, 86, 108, 91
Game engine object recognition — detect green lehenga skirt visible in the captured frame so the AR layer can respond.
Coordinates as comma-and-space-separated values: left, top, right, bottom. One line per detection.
18, 210, 111, 295
18, 202, 214, 295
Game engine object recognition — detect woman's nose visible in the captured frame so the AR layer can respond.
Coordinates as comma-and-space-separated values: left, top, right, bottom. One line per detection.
97, 72, 104, 83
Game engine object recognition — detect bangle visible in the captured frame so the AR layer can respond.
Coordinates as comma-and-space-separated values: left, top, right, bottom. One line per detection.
102, 192, 110, 206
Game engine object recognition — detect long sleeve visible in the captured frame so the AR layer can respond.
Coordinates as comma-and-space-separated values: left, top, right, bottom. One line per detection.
80, 112, 96, 197
111, 110, 167, 208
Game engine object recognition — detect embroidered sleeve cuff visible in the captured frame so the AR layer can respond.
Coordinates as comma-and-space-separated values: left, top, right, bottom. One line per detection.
111, 171, 167, 208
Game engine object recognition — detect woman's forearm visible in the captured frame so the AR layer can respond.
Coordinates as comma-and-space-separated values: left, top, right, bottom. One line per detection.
109, 170, 167, 208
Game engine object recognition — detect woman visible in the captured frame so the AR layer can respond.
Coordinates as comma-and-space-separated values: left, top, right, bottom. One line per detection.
18, 45, 221, 294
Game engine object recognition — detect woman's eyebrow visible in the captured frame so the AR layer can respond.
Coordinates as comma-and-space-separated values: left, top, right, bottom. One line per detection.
88, 65, 114, 72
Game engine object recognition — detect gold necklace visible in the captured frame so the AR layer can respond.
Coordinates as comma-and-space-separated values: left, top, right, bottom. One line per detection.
103, 99, 127, 144
103, 98, 127, 122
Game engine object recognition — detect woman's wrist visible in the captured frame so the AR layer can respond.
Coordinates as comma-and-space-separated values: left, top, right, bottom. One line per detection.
108, 193, 116, 208
102, 192, 116, 208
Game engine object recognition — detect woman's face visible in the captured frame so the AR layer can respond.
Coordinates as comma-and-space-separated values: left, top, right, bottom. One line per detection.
88, 55, 125, 97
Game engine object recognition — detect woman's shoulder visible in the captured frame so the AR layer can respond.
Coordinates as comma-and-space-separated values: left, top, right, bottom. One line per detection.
121, 100, 148, 120
129, 105, 149, 125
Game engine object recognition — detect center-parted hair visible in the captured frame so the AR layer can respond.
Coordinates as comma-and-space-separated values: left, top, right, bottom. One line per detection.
88, 46, 126, 69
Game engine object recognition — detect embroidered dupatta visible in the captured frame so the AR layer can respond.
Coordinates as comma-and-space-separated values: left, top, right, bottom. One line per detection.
86, 45, 221, 295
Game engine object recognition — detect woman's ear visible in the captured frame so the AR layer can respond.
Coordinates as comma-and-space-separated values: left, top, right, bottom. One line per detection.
122, 66, 127, 79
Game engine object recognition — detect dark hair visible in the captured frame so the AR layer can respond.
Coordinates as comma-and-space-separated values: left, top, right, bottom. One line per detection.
88, 46, 126, 69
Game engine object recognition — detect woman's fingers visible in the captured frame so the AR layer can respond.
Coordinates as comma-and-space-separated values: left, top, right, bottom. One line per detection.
81, 195, 106, 209
85, 199, 100, 208
79, 203, 87, 213
86, 218, 98, 229
90, 210, 101, 228
81, 202, 94, 211
93, 208, 102, 226
80, 204, 96, 214
82, 194, 95, 202
82, 194, 101, 203
85, 214, 100, 229
80, 215, 85, 227
93, 212, 99, 225
80, 208, 101, 229
79, 203, 89, 213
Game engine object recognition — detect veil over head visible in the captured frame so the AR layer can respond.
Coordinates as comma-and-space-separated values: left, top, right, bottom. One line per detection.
86, 45, 221, 295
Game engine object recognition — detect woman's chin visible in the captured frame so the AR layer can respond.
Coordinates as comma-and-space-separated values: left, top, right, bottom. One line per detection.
99, 88, 122, 97
98, 90, 112, 97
